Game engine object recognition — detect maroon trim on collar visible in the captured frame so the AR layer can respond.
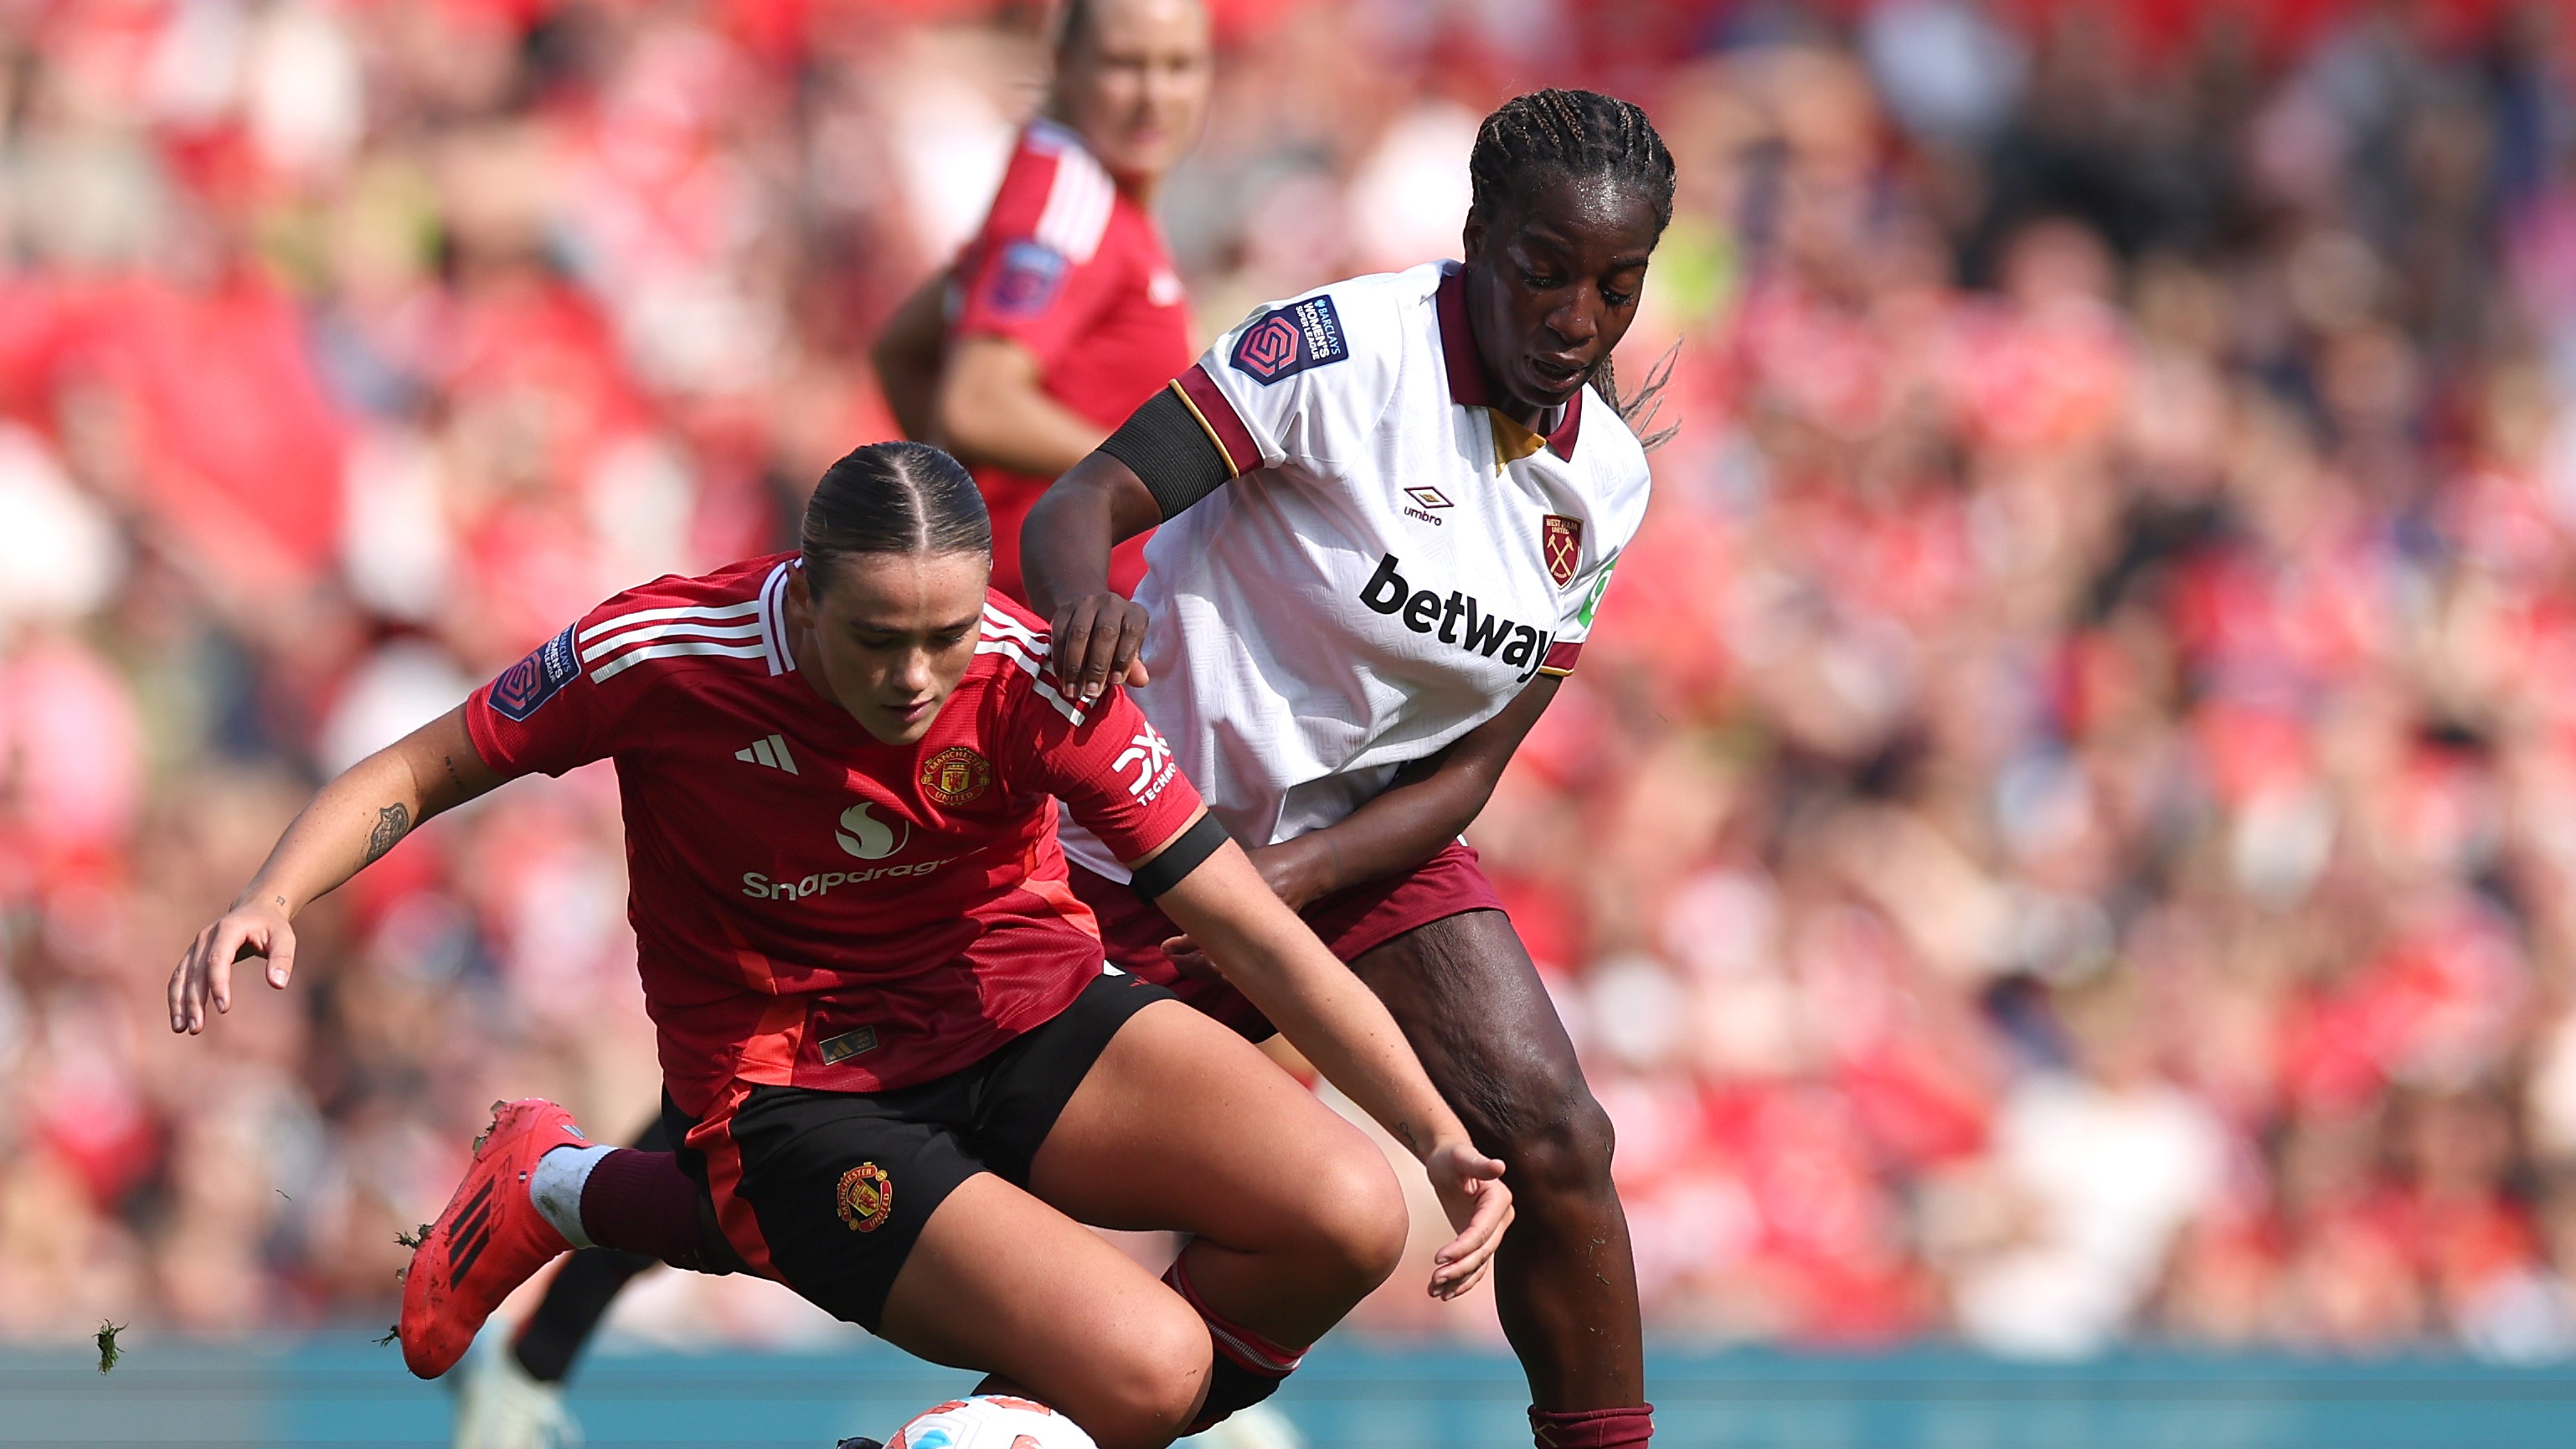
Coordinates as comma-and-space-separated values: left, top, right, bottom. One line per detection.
1433, 265, 1582, 462
1546, 389, 1582, 462
1435, 265, 1492, 407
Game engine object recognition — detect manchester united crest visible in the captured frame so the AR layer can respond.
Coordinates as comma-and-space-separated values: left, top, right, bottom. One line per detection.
837, 1162, 892, 1232
1542, 515, 1583, 588
919, 745, 992, 806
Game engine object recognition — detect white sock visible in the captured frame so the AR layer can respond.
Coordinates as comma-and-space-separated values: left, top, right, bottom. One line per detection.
528, 1143, 613, 1248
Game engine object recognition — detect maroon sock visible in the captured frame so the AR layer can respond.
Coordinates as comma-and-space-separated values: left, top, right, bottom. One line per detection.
1162, 1258, 1306, 1433
1530, 1405, 1654, 1449
577, 1149, 708, 1271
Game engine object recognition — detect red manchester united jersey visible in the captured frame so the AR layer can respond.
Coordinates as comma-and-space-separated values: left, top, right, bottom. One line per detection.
462, 554, 1202, 1116
951, 120, 1192, 601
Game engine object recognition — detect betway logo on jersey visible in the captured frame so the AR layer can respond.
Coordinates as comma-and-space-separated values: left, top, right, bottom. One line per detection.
1359, 555, 1555, 683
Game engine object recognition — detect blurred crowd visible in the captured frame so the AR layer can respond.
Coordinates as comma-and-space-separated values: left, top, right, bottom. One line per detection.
7, 0, 2576, 1361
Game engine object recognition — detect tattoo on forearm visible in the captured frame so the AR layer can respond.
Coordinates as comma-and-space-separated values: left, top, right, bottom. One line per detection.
364, 803, 410, 864
1398, 1122, 1425, 1155
442, 754, 466, 794
274, 895, 287, 910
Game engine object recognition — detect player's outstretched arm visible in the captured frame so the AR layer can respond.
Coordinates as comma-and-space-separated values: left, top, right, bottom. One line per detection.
1146, 826, 1516, 1299
168, 707, 505, 1034
1023, 450, 1162, 703
1249, 673, 1560, 912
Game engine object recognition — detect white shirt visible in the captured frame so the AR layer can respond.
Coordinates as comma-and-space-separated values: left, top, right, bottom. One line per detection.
1064, 261, 1651, 882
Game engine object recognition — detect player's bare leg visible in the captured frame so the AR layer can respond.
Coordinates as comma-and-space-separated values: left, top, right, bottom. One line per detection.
1028, 998, 1409, 1348
876, 1175, 1214, 1449
1349, 910, 1646, 1413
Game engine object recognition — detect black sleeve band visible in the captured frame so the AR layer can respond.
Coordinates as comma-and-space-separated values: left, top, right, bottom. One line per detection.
1127, 812, 1231, 902
1102, 387, 1234, 521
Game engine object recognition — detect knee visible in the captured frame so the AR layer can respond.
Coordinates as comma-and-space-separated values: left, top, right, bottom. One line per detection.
1298, 1149, 1409, 1297
1330, 1152, 1410, 1289
1081, 1309, 1210, 1449
1481, 1069, 1617, 1212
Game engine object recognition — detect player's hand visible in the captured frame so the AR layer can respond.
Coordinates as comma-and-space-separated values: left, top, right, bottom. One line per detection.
1243, 838, 1335, 912
1046, 591, 1150, 705
1423, 1139, 1513, 1300
1157, 932, 1220, 981
169, 900, 298, 1034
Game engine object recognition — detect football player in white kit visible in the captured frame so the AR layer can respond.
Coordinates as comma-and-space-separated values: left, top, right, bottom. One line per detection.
1024, 90, 1671, 1449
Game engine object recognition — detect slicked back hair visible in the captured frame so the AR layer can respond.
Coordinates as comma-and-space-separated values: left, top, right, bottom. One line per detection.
801, 441, 992, 593
1466, 88, 1675, 240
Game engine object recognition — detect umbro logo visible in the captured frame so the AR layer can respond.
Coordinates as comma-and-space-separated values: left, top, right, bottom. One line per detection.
736, 734, 798, 774
1402, 486, 1452, 528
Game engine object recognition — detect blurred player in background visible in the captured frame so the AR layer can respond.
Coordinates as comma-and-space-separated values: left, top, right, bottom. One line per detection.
876, 0, 1211, 603
1025, 90, 1674, 1449
430, 4, 1213, 1443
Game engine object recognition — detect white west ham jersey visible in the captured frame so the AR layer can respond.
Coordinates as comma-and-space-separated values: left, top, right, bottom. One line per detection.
1063, 261, 1651, 882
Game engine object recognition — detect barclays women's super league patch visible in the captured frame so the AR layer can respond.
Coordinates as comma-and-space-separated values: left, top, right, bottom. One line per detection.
490, 623, 580, 721
987, 240, 1068, 317
1230, 295, 1347, 384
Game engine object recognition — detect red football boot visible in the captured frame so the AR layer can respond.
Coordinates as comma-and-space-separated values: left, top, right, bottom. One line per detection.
399, 1099, 586, 1379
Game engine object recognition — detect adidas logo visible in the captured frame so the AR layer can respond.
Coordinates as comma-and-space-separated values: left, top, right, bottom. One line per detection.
446, 1178, 497, 1287
736, 734, 799, 774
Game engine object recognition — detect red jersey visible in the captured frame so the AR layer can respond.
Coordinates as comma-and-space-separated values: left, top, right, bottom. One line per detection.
951, 120, 1192, 601
462, 554, 1203, 1117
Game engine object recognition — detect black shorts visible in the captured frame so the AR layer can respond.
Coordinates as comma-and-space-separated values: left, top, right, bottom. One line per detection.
662, 972, 1172, 1331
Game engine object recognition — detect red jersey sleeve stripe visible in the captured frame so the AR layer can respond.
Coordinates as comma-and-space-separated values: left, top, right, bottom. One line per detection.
1173, 365, 1260, 477
1538, 640, 1582, 677
1035, 150, 1114, 263
579, 618, 765, 663
578, 600, 761, 642
590, 640, 770, 683
975, 611, 1090, 724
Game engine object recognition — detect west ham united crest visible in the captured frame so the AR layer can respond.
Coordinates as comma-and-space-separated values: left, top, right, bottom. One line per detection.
919, 745, 992, 806
1542, 515, 1583, 588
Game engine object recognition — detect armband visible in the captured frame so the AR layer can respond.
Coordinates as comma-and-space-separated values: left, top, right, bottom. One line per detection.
1101, 387, 1234, 520
1126, 812, 1230, 902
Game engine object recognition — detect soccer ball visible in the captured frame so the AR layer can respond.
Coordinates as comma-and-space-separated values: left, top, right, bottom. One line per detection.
871, 1394, 1099, 1449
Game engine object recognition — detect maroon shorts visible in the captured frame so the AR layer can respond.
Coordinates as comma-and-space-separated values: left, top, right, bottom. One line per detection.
1067, 840, 1507, 1039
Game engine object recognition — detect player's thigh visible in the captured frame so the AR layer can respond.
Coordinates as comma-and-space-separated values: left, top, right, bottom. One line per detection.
878, 1173, 1209, 1442
1026, 998, 1399, 1254
1346, 909, 1591, 1152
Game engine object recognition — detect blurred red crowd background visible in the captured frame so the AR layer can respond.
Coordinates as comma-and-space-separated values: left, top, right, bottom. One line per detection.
7, 0, 2576, 1359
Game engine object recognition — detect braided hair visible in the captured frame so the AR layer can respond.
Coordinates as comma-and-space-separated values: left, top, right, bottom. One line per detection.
1467, 88, 1675, 235
801, 441, 992, 593
1466, 89, 1679, 448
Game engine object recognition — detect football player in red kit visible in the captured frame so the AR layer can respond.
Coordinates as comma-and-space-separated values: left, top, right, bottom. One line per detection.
874, 0, 1208, 602
405, 5, 1211, 1433
170, 443, 1511, 1449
